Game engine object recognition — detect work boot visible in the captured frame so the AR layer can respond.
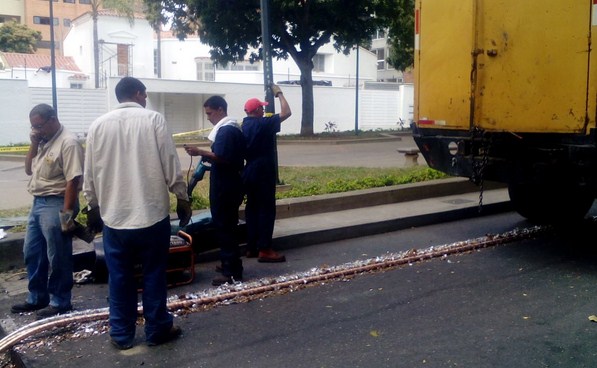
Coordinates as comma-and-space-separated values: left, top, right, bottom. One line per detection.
213, 259, 243, 286
36, 305, 72, 319
211, 274, 243, 286
110, 338, 133, 350
11, 302, 48, 314
258, 248, 286, 263
147, 326, 182, 346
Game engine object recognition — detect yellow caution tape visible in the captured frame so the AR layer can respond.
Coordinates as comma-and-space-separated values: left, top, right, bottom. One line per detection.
172, 128, 212, 138
0, 146, 29, 153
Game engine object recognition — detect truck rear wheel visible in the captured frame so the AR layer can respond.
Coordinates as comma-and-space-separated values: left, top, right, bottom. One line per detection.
508, 182, 594, 223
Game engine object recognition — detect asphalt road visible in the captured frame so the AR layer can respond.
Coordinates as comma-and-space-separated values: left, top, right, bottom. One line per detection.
6, 205, 597, 367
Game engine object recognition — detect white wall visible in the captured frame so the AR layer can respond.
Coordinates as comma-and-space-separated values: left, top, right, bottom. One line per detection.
215, 44, 378, 88
157, 35, 377, 88
0, 77, 412, 146
114, 77, 412, 136
0, 79, 30, 145
63, 13, 93, 79
0, 67, 91, 88
160, 37, 212, 80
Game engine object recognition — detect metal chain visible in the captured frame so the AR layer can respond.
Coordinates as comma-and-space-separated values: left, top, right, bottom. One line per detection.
471, 127, 492, 213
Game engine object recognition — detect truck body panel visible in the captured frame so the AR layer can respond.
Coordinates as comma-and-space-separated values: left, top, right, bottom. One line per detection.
413, 0, 597, 221
415, 0, 593, 133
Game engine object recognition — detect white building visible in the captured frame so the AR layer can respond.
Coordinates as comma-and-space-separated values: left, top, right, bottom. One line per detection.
64, 10, 155, 86
63, 11, 378, 88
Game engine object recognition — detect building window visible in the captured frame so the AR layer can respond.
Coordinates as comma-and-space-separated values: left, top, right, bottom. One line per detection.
63, 0, 75, 3
375, 48, 385, 70
70, 83, 83, 89
117, 44, 130, 76
33, 16, 58, 26
374, 29, 386, 40
79, 0, 91, 4
313, 54, 325, 72
0, 15, 21, 24
63, 19, 71, 27
37, 40, 60, 49
196, 60, 215, 81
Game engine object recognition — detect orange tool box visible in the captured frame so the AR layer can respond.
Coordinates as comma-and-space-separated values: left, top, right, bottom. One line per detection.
92, 231, 195, 289
134, 231, 195, 289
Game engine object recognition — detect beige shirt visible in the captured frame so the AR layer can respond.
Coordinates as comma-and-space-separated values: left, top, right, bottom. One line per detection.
28, 125, 84, 197
83, 102, 188, 229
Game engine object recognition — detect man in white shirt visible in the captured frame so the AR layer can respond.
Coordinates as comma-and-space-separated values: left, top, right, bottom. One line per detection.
83, 77, 191, 350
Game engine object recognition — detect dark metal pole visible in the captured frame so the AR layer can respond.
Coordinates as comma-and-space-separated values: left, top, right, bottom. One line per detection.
355, 45, 359, 136
260, 0, 281, 184
49, 0, 58, 112
260, 0, 274, 111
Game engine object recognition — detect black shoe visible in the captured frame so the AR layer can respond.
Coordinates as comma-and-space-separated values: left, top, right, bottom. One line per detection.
11, 302, 48, 314
245, 249, 258, 258
36, 305, 72, 319
147, 326, 182, 346
110, 338, 133, 350
212, 274, 243, 286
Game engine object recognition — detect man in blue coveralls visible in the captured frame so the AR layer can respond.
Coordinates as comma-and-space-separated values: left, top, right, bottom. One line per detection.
242, 84, 291, 263
185, 96, 246, 285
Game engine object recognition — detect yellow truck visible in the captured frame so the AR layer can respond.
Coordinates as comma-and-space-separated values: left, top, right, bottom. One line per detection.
412, 0, 597, 222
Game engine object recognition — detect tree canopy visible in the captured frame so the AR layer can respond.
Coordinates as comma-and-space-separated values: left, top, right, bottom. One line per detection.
386, 0, 414, 71
0, 21, 42, 54
144, 0, 406, 136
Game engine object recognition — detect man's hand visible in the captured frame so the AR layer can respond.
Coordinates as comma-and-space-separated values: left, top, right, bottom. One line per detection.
59, 209, 75, 233
271, 83, 283, 97
176, 199, 192, 227
29, 131, 42, 145
83, 206, 104, 234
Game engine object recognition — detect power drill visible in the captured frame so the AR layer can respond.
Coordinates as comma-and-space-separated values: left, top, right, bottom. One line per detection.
187, 157, 211, 197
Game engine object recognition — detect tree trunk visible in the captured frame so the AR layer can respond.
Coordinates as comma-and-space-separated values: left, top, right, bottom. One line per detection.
93, 14, 100, 88
156, 28, 161, 78
298, 61, 314, 136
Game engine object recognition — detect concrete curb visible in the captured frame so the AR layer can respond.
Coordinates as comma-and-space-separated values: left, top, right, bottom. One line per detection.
271, 177, 504, 219
272, 201, 512, 252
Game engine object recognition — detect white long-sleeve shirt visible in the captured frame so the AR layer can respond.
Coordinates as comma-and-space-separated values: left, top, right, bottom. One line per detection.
83, 102, 188, 229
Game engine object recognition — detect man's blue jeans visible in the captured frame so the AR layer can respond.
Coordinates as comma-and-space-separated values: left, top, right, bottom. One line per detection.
24, 196, 75, 310
103, 216, 173, 345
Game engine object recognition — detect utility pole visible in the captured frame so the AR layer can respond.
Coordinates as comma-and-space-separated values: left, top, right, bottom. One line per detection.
355, 45, 359, 136
260, 0, 275, 111
49, 0, 58, 111
260, 0, 281, 184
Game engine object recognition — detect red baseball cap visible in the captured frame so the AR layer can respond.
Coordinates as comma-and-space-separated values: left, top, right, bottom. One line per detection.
244, 98, 268, 113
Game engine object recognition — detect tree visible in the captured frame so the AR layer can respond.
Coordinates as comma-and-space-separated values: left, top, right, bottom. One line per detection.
0, 21, 42, 54
386, 0, 414, 71
144, 1, 168, 78
145, 0, 400, 136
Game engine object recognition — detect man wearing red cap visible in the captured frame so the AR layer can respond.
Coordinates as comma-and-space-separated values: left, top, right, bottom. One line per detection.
242, 84, 291, 262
